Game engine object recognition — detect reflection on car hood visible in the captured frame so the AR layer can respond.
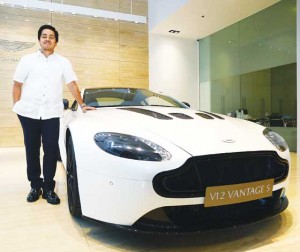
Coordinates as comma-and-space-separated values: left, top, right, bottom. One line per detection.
75, 106, 273, 156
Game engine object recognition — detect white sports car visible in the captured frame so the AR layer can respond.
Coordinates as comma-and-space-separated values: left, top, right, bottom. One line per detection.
59, 88, 290, 232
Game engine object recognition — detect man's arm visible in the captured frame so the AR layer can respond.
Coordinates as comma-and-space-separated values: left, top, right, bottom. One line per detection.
12, 81, 23, 105
67, 81, 95, 112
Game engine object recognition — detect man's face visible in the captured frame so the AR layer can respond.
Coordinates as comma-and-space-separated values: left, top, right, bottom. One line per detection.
39, 29, 57, 52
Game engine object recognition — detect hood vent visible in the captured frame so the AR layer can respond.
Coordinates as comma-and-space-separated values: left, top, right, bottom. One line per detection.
196, 113, 214, 119
119, 108, 173, 120
169, 113, 193, 119
196, 111, 224, 120
203, 111, 225, 120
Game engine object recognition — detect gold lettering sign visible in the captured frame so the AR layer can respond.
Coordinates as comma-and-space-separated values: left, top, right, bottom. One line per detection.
204, 179, 274, 207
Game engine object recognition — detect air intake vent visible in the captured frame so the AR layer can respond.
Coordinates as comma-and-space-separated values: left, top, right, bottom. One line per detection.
169, 113, 193, 119
119, 108, 173, 120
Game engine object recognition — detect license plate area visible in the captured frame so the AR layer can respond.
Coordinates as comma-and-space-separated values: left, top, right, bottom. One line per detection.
204, 179, 274, 207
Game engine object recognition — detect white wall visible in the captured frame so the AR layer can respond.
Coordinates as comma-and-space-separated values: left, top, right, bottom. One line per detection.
149, 33, 199, 109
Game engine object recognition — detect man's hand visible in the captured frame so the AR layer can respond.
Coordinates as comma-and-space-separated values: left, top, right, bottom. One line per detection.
67, 81, 96, 112
81, 104, 96, 113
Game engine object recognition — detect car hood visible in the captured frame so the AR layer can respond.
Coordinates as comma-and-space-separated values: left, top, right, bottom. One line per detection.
71, 106, 276, 156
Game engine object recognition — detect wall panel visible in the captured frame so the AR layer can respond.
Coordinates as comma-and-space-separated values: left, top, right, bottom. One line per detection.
0, 0, 148, 147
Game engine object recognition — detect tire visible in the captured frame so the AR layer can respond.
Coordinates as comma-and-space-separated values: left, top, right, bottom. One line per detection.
66, 135, 82, 217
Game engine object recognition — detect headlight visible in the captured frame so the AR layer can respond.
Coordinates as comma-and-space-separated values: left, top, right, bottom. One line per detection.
94, 132, 172, 161
263, 128, 288, 152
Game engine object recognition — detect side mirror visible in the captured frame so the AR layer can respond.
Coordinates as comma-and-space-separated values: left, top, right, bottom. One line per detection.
182, 102, 190, 108
63, 99, 69, 110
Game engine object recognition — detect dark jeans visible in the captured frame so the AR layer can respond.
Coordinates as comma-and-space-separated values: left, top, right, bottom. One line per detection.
18, 115, 60, 192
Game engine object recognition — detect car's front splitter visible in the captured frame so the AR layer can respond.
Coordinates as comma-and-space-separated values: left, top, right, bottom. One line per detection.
123, 192, 288, 233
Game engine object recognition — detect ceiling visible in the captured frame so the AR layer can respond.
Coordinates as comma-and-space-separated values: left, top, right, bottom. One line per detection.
150, 0, 280, 40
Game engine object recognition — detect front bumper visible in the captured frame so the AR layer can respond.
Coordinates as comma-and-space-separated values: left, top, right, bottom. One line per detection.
77, 151, 289, 231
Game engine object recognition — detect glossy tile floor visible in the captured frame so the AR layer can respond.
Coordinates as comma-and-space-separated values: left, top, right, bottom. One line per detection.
0, 147, 299, 252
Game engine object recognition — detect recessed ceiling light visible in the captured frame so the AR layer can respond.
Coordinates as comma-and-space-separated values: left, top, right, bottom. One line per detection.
169, 30, 180, 34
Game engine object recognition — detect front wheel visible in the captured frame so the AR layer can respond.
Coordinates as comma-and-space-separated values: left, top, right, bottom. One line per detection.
66, 135, 82, 217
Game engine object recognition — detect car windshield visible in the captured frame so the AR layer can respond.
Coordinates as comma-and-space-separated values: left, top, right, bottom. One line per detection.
83, 88, 188, 108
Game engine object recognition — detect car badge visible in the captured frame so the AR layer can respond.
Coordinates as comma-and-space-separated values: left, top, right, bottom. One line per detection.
222, 139, 236, 143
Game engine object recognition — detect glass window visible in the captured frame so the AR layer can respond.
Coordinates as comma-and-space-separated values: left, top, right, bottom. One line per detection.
199, 0, 296, 150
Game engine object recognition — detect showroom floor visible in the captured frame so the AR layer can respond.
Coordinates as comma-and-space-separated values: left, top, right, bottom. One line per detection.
0, 147, 299, 252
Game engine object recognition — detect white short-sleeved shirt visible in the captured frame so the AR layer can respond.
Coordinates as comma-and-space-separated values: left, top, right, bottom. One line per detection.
13, 50, 78, 120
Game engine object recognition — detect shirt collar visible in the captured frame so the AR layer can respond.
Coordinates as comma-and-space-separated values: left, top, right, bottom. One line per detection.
37, 49, 56, 59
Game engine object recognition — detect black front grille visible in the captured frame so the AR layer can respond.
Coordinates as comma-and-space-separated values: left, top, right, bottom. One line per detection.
153, 151, 289, 198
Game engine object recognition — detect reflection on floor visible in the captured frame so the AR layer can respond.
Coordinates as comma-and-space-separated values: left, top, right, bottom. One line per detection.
0, 147, 299, 252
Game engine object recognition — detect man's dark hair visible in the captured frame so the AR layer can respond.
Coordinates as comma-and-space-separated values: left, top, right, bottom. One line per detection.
38, 24, 59, 42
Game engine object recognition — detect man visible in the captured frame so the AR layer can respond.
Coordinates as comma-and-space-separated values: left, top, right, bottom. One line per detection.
12, 24, 95, 205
